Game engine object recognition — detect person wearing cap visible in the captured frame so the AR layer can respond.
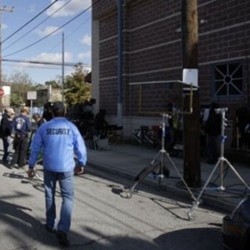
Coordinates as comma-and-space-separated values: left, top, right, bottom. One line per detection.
10, 106, 31, 168
0, 108, 15, 163
27, 101, 87, 247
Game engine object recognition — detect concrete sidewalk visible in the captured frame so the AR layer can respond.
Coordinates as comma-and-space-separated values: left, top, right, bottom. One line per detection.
86, 143, 250, 214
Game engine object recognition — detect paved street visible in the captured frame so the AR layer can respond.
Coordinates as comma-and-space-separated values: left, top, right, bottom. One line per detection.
0, 157, 225, 250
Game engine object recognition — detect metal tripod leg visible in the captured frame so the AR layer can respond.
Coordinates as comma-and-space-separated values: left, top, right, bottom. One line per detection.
187, 158, 221, 220
123, 150, 166, 198
164, 151, 197, 202
223, 158, 250, 190
187, 156, 250, 220
123, 149, 197, 204
122, 113, 197, 205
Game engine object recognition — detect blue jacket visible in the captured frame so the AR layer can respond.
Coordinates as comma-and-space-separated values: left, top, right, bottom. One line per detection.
28, 117, 87, 172
12, 114, 31, 136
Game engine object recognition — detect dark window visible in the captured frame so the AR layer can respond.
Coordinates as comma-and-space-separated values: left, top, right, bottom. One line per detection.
213, 62, 243, 96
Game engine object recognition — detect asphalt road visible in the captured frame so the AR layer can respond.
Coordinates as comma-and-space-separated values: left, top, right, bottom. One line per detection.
0, 162, 225, 250
76, 167, 225, 250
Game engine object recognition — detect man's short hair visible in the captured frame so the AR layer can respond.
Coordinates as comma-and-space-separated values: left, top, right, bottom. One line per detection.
32, 113, 40, 120
21, 106, 29, 114
51, 102, 65, 117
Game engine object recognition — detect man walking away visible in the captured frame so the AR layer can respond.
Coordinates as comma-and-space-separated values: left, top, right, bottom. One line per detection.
27, 102, 87, 247
11, 106, 31, 168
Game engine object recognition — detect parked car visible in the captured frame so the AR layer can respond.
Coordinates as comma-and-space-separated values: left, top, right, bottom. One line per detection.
222, 198, 250, 250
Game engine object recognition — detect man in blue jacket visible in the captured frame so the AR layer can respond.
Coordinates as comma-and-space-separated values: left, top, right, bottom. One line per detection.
11, 106, 31, 168
27, 102, 87, 246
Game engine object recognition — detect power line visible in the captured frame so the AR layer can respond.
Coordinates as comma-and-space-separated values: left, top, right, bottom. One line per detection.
1, 0, 59, 45
46, 14, 91, 54
2, 58, 91, 67
3, 0, 72, 53
4, 5, 92, 58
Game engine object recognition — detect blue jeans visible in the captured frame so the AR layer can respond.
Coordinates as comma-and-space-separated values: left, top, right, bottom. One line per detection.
44, 170, 74, 233
12, 135, 29, 167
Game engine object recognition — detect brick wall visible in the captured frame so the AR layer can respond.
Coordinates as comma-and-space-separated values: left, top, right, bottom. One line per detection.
92, 0, 250, 120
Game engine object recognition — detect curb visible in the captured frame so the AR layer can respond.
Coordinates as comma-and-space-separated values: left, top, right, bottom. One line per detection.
87, 160, 237, 215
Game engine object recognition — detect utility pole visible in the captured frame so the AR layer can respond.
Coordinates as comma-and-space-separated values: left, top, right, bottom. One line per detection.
62, 32, 65, 102
182, 0, 201, 187
0, 5, 14, 110
0, 5, 14, 85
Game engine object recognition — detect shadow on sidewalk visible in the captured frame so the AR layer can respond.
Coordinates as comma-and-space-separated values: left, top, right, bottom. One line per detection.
0, 197, 59, 248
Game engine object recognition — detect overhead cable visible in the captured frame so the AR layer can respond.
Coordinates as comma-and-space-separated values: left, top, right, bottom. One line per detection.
1, 0, 59, 44
3, 0, 71, 53
2, 58, 90, 67
4, 4, 92, 58
46, 15, 91, 54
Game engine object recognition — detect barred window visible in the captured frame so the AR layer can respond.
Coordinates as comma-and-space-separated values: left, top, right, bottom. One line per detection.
213, 62, 243, 96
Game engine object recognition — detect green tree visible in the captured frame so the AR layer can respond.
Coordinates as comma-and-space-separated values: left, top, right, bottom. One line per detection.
64, 63, 91, 106
45, 80, 60, 88
7, 71, 34, 107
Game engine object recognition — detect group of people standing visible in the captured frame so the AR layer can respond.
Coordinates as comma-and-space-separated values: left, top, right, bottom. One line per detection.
1, 106, 31, 168
0, 102, 87, 247
0, 106, 48, 167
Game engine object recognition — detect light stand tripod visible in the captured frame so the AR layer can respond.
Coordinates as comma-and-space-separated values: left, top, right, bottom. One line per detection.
122, 113, 197, 202
187, 108, 250, 220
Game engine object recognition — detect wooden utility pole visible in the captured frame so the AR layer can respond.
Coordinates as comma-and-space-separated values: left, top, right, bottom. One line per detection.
0, 6, 14, 85
62, 32, 65, 102
0, 5, 14, 111
182, 0, 201, 187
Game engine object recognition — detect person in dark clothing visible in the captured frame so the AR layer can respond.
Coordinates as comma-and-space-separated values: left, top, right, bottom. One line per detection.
1, 108, 15, 163
93, 109, 108, 137
204, 102, 221, 164
32, 113, 46, 128
10, 106, 31, 169
164, 103, 182, 155
235, 106, 250, 149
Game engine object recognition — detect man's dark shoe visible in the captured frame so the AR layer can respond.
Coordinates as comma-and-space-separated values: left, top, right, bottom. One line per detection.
56, 230, 69, 246
45, 224, 55, 233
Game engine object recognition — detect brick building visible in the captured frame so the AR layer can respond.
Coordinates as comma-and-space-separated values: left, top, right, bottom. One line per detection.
92, 0, 250, 148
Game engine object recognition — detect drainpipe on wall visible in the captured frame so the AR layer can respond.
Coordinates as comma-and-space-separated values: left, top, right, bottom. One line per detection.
117, 0, 123, 127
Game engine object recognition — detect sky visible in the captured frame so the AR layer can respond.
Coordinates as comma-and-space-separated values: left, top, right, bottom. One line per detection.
1, 0, 92, 84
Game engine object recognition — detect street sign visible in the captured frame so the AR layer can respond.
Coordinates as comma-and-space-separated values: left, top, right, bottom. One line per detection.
0, 88, 4, 96
27, 91, 37, 100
